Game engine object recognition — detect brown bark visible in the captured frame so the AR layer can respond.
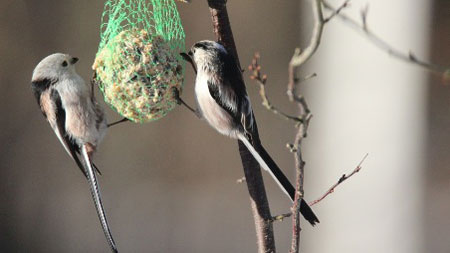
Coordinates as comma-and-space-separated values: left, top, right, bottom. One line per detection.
207, 1, 276, 252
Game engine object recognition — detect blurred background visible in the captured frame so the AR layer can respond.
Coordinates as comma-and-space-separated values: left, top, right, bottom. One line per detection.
0, 0, 449, 252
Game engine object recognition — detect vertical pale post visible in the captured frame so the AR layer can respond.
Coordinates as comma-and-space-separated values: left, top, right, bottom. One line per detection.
303, 0, 429, 252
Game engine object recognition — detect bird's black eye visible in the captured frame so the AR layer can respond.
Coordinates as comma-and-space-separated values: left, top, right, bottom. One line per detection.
62, 61, 68, 67
194, 43, 208, 50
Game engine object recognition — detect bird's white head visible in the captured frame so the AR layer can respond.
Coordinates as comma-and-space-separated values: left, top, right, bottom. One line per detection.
187, 40, 227, 70
190, 40, 226, 59
32, 53, 80, 82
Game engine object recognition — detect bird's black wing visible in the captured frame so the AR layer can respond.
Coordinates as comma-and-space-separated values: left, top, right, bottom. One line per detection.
207, 50, 255, 133
209, 48, 320, 226
50, 89, 88, 178
31, 78, 57, 117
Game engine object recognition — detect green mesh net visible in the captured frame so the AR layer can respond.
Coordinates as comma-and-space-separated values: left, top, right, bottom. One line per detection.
93, 0, 185, 123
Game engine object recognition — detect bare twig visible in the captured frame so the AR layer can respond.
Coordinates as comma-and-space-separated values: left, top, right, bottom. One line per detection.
270, 151, 367, 226
270, 212, 292, 223
360, 4, 369, 31
289, 112, 309, 253
249, 54, 313, 243
247, 2, 348, 252
236, 176, 246, 184
324, 0, 350, 23
250, 50, 366, 252
270, 153, 367, 224
250, 34, 315, 253
286, 2, 333, 251
287, 0, 349, 92
248, 2, 327, 251
207, 1, 276, 253
249, 54, 302, 123
309, 153, 369, 206
288, 0, 324, 88
248, 53, 312, 253
287, 74, 315, 253
173, 88, 201, 118
322, 1, 450, 75
107, 118, 129, 128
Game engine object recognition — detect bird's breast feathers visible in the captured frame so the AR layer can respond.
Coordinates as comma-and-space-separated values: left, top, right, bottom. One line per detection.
56, 80, 106, 147
40, 89, 57, 126
195, 75, 238, 138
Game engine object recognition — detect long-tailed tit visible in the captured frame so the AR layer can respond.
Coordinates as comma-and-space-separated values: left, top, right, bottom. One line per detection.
181, 41, 319, 226
31, 53, 118, 252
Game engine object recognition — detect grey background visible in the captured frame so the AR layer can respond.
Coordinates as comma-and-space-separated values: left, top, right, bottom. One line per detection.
0, 0, 448, 252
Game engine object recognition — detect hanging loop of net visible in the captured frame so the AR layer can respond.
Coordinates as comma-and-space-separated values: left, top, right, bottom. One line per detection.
93, 0, 185, 123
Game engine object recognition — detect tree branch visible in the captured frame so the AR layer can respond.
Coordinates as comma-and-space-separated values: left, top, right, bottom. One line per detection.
288, 0, 324, 85
207, 1, 276, 252
309, 153, 368, 206
322, 1, 450, 76
323, 0, 350, 23
268, 152, 367, 223
249, 53, 303, 123
288, 66, 312, 253
288, 0, 349, 101
248, 49, 313, 253
249, 50, 368, 253
286, 2, 333, 250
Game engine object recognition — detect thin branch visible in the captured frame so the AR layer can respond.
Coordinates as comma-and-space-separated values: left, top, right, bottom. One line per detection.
309, 153, 369, 206
173, 88, 201, 118
289, 111, 309, 253
247, 2, 347, 251
250, 51, 366, 252
248, 53, 312, 253
286, 2, 334, 251
248, 2, 324, 250
298, 73, 318, 83
249, 53, 302, 123
322, 1, 450, 75
248, 54, 313, 234
236, 176, 246, 184
324, 0, 350, 23
270, 153, 368, 224
207, 1, 276, 253
269, 212, 292, 223
288, 0, 324, 90
287, 0, 350, 93
249, 38, 313, 253
288, 67, 315, 253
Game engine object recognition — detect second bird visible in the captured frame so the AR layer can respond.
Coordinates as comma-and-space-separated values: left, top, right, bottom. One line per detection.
181, 40, 319, 226
31, 53, 118, 252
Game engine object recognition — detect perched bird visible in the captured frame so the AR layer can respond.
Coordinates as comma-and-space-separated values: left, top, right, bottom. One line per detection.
31, 53, 118, 252
181, 41, 319, 226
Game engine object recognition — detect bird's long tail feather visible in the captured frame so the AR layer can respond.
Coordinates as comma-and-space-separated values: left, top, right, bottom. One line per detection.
239, 136, 320, 226
81, 146, 118, 253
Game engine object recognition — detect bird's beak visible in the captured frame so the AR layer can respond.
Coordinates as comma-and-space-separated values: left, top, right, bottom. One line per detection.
180, 52, 197, 74
70, 57, 79, 65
